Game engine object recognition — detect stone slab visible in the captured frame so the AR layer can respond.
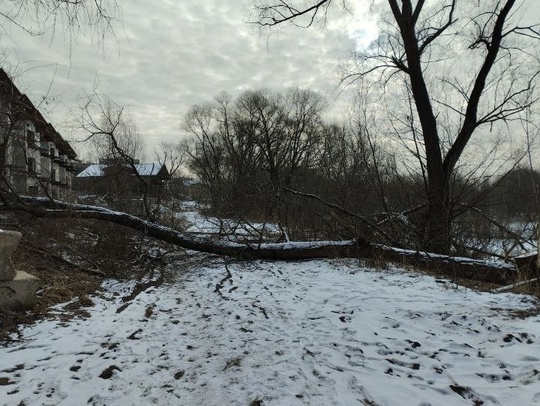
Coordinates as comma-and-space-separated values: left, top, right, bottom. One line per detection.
0, 230, 22, 281
0, 271, 41, 310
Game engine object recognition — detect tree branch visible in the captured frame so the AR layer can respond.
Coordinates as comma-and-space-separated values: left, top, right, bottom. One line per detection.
254, 0, 332, 27
0, 196, 518, 284
443, 0, 517, 175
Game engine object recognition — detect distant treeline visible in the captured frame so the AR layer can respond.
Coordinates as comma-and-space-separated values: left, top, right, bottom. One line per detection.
180, 88, 537, 252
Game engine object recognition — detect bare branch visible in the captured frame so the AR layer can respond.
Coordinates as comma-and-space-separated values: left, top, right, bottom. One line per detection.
417, 0, 456, 55
253, 0, 332, 28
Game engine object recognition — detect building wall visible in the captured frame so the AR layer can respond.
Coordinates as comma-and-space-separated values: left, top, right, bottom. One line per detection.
1, 120, 76, 196
0, 69, 78, 198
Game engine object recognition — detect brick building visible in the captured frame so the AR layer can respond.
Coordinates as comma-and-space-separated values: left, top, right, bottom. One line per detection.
0, 69, 77, 198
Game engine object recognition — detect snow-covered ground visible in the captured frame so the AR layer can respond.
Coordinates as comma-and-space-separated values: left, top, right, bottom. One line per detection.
179, 201, 281, 241
1, 258, 539, 405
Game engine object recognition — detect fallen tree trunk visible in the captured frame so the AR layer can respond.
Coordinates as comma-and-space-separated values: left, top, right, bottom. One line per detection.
374, 245, 517, 285
2, 197, 518, 285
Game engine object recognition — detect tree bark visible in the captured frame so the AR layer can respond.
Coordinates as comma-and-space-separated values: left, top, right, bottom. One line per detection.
1, 197, 517, 285
388, 0, 517, 254
389, 0, 450, 253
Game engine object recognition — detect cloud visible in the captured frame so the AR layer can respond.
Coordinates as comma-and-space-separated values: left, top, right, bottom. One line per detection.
0, 0, 364, 157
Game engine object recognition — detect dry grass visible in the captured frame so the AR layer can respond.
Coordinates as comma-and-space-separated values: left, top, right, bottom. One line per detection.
0, 214, 177, 342
2, 211, 539, 343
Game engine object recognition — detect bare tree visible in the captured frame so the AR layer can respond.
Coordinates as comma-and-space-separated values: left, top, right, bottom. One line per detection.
0, 0, 121, 51
85, 97, 145, 163
253, 0, 540, 253
183, 87, 402, 242
74, 92, 157, 219
155, 140, 188, 179
4, 194, 518, 284
183, 88, 329, 238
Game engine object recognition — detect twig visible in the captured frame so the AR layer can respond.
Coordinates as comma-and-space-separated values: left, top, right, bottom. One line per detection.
21, 241, 105, 277
215, 264, 233, 298
493, 276, 540, 293
283, 187, 403, 247
458, 203, 530, 252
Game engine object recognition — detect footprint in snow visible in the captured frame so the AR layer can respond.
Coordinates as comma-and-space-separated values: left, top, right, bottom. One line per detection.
99, 365, 121, 379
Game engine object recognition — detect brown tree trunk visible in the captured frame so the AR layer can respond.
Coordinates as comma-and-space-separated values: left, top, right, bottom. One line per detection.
388, 0, 517, 255
1, 197, 517, 285
388, 1, 451, 253
425, 176, 452, 254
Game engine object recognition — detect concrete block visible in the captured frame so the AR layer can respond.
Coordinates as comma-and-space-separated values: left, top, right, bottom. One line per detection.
0, 271, 41, 310
0, 230, 22, 281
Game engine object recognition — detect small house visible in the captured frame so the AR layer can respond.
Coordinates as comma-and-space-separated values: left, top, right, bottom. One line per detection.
74, 161, 170, 212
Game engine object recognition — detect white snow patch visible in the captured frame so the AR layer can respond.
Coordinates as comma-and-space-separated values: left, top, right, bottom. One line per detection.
1, 260, 539, 405
76, 164, 106, 177
180, 204, 281, 241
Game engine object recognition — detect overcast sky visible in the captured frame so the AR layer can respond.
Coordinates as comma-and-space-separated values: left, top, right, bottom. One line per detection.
2, 1, 538, 162
0, 0, 377, 160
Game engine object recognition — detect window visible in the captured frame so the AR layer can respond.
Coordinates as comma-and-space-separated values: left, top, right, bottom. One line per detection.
27, 129, 36, 146
28, 186, 39, 196
27, 157, 36, 173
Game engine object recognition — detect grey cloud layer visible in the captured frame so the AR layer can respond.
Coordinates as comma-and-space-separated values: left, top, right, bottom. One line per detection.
2, 0, 357, 154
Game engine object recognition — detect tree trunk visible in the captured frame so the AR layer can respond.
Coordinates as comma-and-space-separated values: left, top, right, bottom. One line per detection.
389, 1, 451, 253
425, 176, 452, 254
1, 197, 517, 285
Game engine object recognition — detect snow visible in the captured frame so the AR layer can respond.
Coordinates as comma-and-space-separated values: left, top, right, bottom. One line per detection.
2, 259, 540, 405
380, 245, 516, 270
180, 201, 281, 240
76, 163, 164, 178
134, 163, 163, 177
76, 164, 106, 178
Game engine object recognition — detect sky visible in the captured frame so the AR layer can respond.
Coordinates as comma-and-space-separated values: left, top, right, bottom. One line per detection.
0, 0, 377, 160
1, 0, 538, 164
